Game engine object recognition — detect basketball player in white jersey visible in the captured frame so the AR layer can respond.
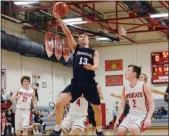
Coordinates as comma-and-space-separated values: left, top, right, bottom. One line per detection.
49, 96, 88, 135
11, 76, 37, 135
114, 65, 155, 136
111, 73, 168, 98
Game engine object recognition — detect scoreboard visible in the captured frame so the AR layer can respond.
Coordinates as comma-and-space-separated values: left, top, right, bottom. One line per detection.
151, 51, 168, 84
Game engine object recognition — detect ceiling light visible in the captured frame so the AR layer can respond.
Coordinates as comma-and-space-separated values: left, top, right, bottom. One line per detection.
63, 17, 83, 23
14, 2, 38, 5
96, 37, 111, 41
150, 13, 168, 18
68, 21, 89, 25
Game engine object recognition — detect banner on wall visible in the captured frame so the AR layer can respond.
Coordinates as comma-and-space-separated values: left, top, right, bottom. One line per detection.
105, 59, 123, 71
1, 69, 6, 94
55, 35, 63, 60
105, 75, 123, 86
45, 32, 54, 58
63, 38, 70, 62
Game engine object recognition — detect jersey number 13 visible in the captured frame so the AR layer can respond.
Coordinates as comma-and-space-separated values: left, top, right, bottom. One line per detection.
79, 57, 88, 65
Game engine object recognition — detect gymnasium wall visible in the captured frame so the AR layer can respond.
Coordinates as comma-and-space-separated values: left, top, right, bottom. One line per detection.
2, 50, 72, 106
2, 19, 168, 124
94, 42, 168, 123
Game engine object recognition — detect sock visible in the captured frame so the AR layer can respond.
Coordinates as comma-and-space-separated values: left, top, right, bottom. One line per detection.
2, 132, 4, 135
96, 126, 102, 132
55, 124, 61, 131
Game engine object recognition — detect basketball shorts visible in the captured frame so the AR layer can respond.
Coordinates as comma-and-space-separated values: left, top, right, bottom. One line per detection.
15, 108, 30, 131
118, 114, 147, 133
62, 83, 100, 105
61, 115, 87, 133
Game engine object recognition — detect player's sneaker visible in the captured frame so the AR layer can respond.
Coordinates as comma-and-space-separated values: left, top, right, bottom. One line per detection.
48, 129, 61, 136
94, 129, 104, 136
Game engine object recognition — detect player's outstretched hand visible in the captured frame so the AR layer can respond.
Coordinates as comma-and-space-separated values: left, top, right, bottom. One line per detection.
53, 9, 61, 20
48, 112, 54, 119
114, 120, 119, 131
110, 93, 115, 96
143, 119, 151, 129
83, 64, 93, 71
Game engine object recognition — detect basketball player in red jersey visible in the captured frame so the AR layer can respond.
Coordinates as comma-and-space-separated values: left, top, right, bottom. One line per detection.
114, 65, 155, 136
49, 8, 104, 136
11, 76, 37, 136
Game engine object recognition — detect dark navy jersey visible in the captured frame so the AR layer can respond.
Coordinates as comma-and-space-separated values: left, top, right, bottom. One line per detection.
72, 45, 96, 84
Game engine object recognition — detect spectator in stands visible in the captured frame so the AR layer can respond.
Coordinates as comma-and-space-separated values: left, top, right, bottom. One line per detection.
6, 92, 13, 101
164, 85, 169, 102
113, 106, 118, 123
34, 109, 46, 134
6, 110, 13, 134
8, 98, 17, 134
153, 107, 160, 119
33, 83, 39, 102
1, 94, 5, 103
1, 111, 11, 136
158, 106, 167, 119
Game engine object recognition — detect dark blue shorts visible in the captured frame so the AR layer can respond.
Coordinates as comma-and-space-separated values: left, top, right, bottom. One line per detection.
62, 83, 100, 105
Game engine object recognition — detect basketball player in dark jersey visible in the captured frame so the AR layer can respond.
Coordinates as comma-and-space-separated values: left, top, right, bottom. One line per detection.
49, 9, 104, 136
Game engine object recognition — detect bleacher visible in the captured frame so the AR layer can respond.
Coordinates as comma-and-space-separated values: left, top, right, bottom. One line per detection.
36, 106, 55, 131
151, 99, 168, 127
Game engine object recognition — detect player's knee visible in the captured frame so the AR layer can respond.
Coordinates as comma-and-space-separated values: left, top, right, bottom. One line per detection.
117, 128, 127, 136
130, 124, 139, 134
69, 128, 82, 136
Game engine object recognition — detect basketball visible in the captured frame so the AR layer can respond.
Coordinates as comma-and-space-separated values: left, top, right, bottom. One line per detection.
53, 2, 68, 17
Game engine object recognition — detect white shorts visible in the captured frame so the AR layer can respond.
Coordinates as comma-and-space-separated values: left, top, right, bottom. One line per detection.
61, 115, 87, 133
15, 108, 30, 131
118, 114, 146, 133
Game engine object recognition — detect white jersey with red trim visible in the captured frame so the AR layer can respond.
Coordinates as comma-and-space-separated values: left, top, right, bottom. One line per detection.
16, 87, 34, 109
68, 97, 88, 117
124, 81, 148, 115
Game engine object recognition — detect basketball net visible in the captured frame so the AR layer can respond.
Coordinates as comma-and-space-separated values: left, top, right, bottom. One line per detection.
118, 25, 127, 36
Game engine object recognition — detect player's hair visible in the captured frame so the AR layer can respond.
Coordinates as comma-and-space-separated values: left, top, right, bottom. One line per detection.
78, 32, 89, 38
141, 73, 148, 82
128, 65, 141, 79
20, 76, 30, 84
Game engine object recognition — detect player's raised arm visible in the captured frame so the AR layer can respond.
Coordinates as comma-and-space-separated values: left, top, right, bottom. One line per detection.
53, 9, 77, 53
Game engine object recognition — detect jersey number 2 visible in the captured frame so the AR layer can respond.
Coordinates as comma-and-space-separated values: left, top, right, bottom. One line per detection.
79, 57, 88, 65
22, 96, 27, 102
76, 99, 80, 106
132, 99, 137, 107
